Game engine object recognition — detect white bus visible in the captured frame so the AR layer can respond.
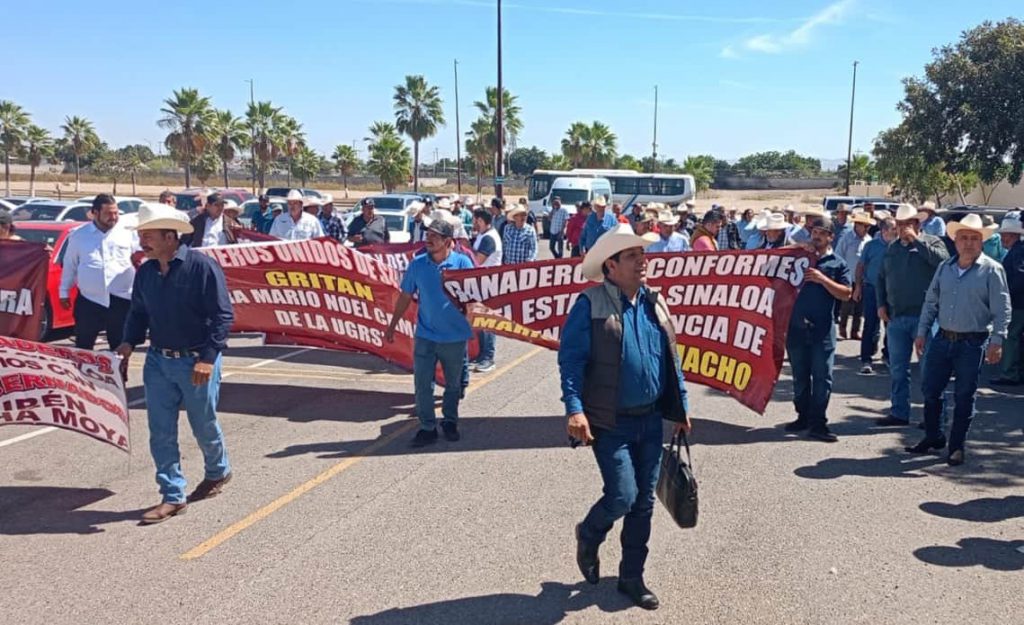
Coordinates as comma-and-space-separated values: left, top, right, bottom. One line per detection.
527, 168, 696, 218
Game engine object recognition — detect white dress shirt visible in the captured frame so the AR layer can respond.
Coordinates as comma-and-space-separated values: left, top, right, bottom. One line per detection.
59, 222, 137, 307
269, 211, 326, 240
202, 216, 227, 247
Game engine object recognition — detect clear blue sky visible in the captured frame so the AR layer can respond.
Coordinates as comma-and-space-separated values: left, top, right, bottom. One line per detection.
4, 0, 1019, 164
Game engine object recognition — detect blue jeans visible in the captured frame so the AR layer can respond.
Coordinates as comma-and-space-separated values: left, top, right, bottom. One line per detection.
549, 233, 565, 259
887, 315, 932, 421
413, 337, 466, 431
476, 330, 496, 363
786, 323, 836, 429
579, 412, 663, 579
143, 350, 230, 504
860, 285, 881, 364
921, 333, 987, 451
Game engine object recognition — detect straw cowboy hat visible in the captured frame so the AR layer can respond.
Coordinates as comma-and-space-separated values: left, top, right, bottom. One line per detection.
132, 202, 194, 234
505, 204, 528, 219
593, 196, 608, 208
997, 216, 1024, 235
657, 209, 678, 226
947, 213, 998, 239
850, 212, 877, 227
874, 209, 892, 221
894, 204, 921, 221
581, 223, 659, 282
758, 213, 789, 231
222, 199, 240, 214
919, 201, 938, 213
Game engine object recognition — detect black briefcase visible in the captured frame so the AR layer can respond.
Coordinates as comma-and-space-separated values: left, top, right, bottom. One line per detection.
656, 432, 698, 529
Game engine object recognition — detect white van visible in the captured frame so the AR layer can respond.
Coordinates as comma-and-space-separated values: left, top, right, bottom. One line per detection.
532, 176, 613, 236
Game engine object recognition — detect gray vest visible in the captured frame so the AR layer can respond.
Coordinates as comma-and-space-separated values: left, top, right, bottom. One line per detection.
580, 281, 688, 431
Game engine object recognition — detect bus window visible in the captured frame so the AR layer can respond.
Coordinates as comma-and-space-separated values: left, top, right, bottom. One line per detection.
611, 177, 638, 195
528, 175, 552, 201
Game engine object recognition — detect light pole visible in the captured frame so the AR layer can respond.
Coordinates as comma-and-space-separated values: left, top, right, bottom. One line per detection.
844, 61, 858, 195
245, 78, 256, 194
652, 85, 659, 172
495, 0, 504, 199
454, 58, 462, 194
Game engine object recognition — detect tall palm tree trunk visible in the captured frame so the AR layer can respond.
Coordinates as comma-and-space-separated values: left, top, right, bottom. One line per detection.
131, 172, 137, 195
184, 138, 192, 188
287, 156, 292, 186
223, 160, 230, 188
74, 152, 81, 192
4, 155, 10, 196
29, 164, 36, 196
343, 173, 349, 199
413, 141, 420, 192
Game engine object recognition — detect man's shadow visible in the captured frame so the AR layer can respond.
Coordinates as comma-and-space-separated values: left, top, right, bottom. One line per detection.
0, 487, 145, 535
914, 537, 1024, 571
348, 580, 633, 625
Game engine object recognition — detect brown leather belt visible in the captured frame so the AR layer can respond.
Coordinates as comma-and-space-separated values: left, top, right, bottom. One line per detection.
939, 329, 988, 342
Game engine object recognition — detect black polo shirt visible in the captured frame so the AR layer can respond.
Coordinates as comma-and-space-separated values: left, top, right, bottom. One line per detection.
790, 251, 850, 339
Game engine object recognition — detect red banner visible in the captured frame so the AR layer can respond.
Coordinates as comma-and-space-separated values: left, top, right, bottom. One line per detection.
442, 249, 814, 414
0, 240, 49, 340
0, 337, 129, 452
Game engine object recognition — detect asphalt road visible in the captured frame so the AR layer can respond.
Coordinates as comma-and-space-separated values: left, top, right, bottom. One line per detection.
2, 290, 1022, 624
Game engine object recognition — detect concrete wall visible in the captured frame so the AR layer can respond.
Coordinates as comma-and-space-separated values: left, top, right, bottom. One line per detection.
713, 176, 841, 190
964, 180, 1024, 207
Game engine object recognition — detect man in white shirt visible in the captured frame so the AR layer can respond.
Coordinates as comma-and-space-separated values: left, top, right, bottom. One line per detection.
470, 208, 503, 372
270, 189, 325, 240
183, 192, 241, 248
646, 210, 691, 253
59, 194, 137, 350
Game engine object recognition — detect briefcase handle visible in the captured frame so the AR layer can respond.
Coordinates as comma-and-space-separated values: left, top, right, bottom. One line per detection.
671, 431, 693, 470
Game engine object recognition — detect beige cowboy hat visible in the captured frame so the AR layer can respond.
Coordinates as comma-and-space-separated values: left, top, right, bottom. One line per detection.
919, 200, 938, 213
640, 208, 659, 223
894, 204, 921, 221
505, 204, 528, 218
321, 193, 334, 205
834, 203, 852, 213
873, 209, 892, 221
303, 196, 321, 208
997, 217, 1024, 235
801, 206, 828, 218
437, 197, 453, 210
286, 189, 304, 202
222, 199, 240, 215
593, 196, 608, 208
406, 200, 426, 216
684, 199, 696, 209
423, 208, 455, 228
581, 223, 659, 282
656, 209, 678, 226
758, 213, 788, 231
850, 212, 877, 227
947, 213, 997, 239
131, 202, 194, 234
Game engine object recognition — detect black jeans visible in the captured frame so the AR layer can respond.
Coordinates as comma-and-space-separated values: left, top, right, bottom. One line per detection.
74, 295, 131, 350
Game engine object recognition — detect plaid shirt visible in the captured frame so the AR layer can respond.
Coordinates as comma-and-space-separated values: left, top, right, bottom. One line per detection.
502, 224, 537, 264
549, 207, 569, 236
319, 213, 346, 241
716, 221, 741, 250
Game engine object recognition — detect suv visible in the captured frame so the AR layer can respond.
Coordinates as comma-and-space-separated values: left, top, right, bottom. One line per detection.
822, 195, 891, 212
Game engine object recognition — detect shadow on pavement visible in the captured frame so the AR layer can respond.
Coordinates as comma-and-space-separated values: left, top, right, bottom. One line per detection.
919, 495, 1024, 523
913, 537, 1024, 571
793, 449, 945, 480
347, 580, 632, 625
225, 344, 406, 375
0, 486, 144, 535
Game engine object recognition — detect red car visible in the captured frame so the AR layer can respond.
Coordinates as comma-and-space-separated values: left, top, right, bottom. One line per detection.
12, 221, 82, 339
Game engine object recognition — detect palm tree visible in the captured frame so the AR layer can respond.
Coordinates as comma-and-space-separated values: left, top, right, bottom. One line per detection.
23, 125, 53, 196
365, 121, 400, 143
681, 155, 715, 194
573, 121, 617, 168
274, 116, 304, 187
474, 87, 522, 174
0, 100, 30, 195
246, 100, 284, 190
290, 147, 323, 187
206, 109, 249, 188
560, 122, 588, 168
332, 144, 360, 198
367, 129, 411, 193
159, 87, 214, 188
465, 117, 492, 195
393, 75, 446, 192
60, 115, 100, 192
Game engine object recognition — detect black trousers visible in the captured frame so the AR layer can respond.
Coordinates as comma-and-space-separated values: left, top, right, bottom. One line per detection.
74, 295, 131, 350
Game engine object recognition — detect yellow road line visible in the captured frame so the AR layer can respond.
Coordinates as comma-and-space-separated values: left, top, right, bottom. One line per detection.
180, 346, 545, 560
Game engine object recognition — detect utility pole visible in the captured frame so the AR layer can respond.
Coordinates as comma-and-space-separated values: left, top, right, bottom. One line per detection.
495, 0, 504, 199
845, 61, 859, 195
454, 58, 462, 194
434, 147, 439, 176
652, 85, 659, 173
246, 78, 256, 194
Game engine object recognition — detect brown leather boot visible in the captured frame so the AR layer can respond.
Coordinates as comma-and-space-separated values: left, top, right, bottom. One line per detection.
141, 502, 187, 525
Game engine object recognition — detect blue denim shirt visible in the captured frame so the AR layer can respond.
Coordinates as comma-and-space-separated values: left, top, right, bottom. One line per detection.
123, 245, 235, 363
580, 211, 619, 252
559, 286, 688, 416
859, 237, 888, 290
917, 255, 1012, 345
401, 250, 473, 343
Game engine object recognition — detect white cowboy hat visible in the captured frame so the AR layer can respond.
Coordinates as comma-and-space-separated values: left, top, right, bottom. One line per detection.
593, 196, 608, 208
303, 196, 321, 207
919, 200, 938, 213
581, 223, 659, 282
505, 205, 528, 219
131, 202, 194, 234
423, 208, 455, 228
684, 199, 696, 209
437, 197, 453, 209
894, 204, 921, 221
873, 209, 892, 221
783, 204, 797, 213
286, 189, 303, 202
406, 200, 426, 215
222, 199, 240, 212
801, 206, 828, 218
758, 213, 788, 231
997, 217, 1024, 235
321, 193, 334, 204
656, 209, 677, 226
947, 213, 997, 239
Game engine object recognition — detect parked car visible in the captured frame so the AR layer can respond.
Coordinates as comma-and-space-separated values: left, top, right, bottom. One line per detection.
1, 195, 47, 207
822, 195, 891, 212
266, 187, 323, 199
938, 205, 1018, 224
9, 221, 82, 339
238, 197, 287, 228
0, 198, 15, 212
75, 195, 145, 215
10, 200, 92, 222
847, 201, 901, 214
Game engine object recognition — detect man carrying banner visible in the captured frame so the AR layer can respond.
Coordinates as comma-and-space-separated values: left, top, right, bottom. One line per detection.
470, 208, 502, 373
559, 222, 691, 611
59, 194, 137, 351
385, 217, 474, 447
0, 208, 21, 240
875, 204, 949, 426
906, 214, 1010, 466
271, 189, 326, 240
784, 214, 852, 442
117, 203, 235, 524
318, 194, 346, 242
502, 203, 537, 264
347, 197, 390, 247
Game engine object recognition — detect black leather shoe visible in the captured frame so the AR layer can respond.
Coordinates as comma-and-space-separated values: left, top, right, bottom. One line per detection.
617, 578, 660, 610
441, 422, 460, 442
575, 524, 600, 584
784, 418, 809, 432
990, 378, 1022, 387
905, 436, 946, 454
807, 427, 839, 443
410, 428, 438, 448
876, 415, 910, 427
947, 449, 965, 466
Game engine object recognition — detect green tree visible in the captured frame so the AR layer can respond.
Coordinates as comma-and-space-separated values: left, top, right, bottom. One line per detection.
837, 154, 876, 184
508, 146, 547, 175
192, 151, 220, 186
734, 150, 820, 176
898, 18, 1024, 184
246, 101, 284, 190
465, 117, 492, 194
680, 155, 715, 193
474, 87, 522, 178
112, 145, 150, 195
159, 88, 214, 188
23, 125, 53, 196
60, 115, 100, 192
290, 146, 323, 187
614, 154, 642, 172
206, 109, 249, 189
543, 154, 572, 171
331, 144, 360, 198
873, 123, 949, 204
274, 115, 305, 187
365, 121, 400, 143
561, 121, 588, 167
394, 75, 445, 192
561, 121, 618, 168
367, 122, 411, 192
0, 100, 30, 195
